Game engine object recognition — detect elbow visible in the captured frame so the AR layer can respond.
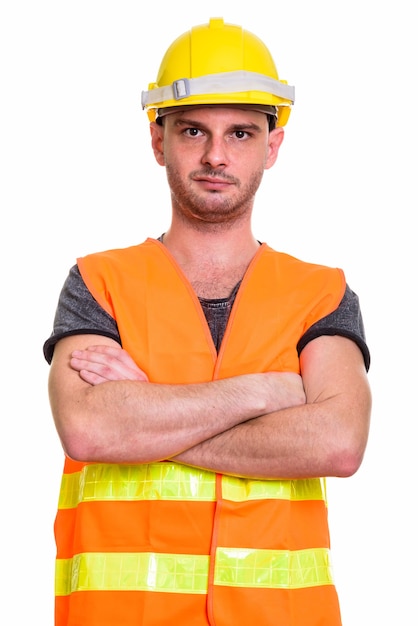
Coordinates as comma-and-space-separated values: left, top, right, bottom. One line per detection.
328, 400, 371, 478
54, 409, 102, 463
59, 426, 98, 463
329, 435, 368, 477
332, 449, 365, 478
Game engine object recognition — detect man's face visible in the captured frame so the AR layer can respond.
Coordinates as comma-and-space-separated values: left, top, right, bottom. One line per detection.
150, 106, 284, 229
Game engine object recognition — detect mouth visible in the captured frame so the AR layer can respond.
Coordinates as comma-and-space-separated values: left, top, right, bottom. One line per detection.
193, 175, 235, 191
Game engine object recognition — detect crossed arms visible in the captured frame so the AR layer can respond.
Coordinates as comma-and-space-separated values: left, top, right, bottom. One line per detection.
48, 334, 371, 479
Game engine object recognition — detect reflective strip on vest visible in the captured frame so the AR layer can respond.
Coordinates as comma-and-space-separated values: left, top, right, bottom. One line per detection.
222, 474, 327, 503
58, 463, 327, 509
56, 547, 333, 596
214, 547, 334, 588
56, 553, 210, 596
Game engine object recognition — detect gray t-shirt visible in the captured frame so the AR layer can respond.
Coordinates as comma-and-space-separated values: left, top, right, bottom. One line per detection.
43, 264, 370, 371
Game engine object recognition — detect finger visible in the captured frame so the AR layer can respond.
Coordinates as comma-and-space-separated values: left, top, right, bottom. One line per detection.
72, 347, 134, 369
91, 346, 144, 373
85, 345, 123, 355
70, 355, 123, 380
78, 369, 109, 386
85, 345, 144, 369
71, 350, 126, 372
70, 355, 148, 382
71, 349, 148, 381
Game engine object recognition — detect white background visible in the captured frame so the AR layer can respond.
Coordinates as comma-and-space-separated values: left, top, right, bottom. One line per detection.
1, 1, 416, 624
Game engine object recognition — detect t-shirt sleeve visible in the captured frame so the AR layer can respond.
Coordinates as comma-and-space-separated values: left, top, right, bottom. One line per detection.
296, 284, 371, 371
43, 264, 121, 364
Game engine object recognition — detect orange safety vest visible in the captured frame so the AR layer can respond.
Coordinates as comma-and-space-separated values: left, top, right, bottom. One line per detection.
55, 239, 346, 626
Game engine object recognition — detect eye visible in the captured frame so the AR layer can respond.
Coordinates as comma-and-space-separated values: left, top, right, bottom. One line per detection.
184, 127, 203, 137
230, 129, 254, 141
234, 130, 248, 139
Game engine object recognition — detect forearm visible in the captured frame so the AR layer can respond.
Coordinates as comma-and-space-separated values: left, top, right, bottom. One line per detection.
175, 338, 372, 480
173, 398, 365, 479
51, 363, 304, 464
52, 374, 268, 463
51, 335, 370, 476
50, 338, 306, 464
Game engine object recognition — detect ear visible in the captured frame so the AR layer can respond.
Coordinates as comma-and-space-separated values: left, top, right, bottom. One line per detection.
265, 127, 285, 170
150, 122, 165, 166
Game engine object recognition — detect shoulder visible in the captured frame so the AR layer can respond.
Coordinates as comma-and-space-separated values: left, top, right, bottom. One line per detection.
297, 284, 371, 370
263, 245, 345, 290
78, 238, 161, 269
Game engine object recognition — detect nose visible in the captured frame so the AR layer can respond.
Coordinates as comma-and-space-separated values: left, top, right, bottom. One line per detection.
202, 135, 229, 169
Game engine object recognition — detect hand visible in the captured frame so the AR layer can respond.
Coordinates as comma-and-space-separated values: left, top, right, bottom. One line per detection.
70, 345, 149, 385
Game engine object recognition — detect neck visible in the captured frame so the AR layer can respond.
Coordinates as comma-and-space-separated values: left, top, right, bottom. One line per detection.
162, 219, 260, 266
161, 221, 261, 299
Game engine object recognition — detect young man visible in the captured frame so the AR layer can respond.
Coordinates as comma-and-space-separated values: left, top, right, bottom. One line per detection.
44, 17, 371, 626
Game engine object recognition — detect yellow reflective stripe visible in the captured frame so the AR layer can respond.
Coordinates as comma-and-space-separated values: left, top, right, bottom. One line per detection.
55, 553, 209, 596
56, 548, 333, 596
59, 464, 326, 509
55, 558, 72, 596
58, 463, 216, 509
214, 547, 334, 589
221, 476, 327, 503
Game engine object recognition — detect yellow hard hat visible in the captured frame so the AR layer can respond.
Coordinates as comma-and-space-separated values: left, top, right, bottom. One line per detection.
141, 17, 295, 127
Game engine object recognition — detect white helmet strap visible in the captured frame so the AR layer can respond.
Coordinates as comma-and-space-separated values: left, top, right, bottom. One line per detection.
141, 70, 295, 109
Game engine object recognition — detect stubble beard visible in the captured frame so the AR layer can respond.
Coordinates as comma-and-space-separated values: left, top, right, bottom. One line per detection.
166, 165, 265, 230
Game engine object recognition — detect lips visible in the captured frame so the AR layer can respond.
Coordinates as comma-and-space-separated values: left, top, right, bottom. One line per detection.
193, 175, 235, 189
